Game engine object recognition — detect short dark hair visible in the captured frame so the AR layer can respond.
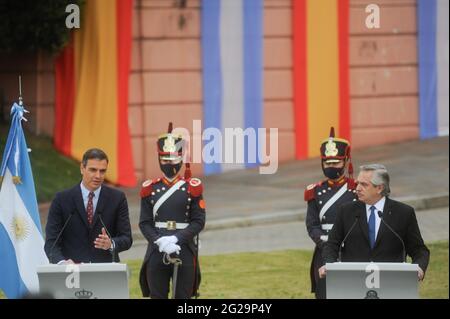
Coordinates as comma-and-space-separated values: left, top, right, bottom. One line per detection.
81, 148, 109, 166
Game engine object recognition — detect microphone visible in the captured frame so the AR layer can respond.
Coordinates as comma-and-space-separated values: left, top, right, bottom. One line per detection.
377, 211, 406, 262
338, 212, 360, 262
97, 212, 116, 263
49, 211, 75, 264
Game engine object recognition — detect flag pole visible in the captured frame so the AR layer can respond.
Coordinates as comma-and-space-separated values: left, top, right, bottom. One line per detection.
1, 76, 26, 187
17, 75, 28, 119
18, 75, 23, 106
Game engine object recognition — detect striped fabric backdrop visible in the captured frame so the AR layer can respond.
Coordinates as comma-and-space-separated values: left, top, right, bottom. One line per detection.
418, 0, 449, 139
54, 0, 136, 186
50, 1, 448, 181
201, 0, 263, 175
293, 0, 350, 159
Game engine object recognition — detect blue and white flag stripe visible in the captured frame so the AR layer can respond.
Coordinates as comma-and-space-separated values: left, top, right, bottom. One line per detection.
0, 103, 48, 299
1, 105, 41, 231
418, 0, 449, 139
201, 0, 263, 175
436, 0, 449, 136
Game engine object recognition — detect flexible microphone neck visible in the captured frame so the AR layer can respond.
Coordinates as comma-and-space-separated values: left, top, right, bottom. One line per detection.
338, 214, 359, 262
49, 211, 75, 264
97, 212, 116, 263
378, 211, 406, 263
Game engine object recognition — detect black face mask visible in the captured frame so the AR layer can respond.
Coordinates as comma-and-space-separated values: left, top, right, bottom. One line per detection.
323, 167, 345, 180
160, 162, 182, 178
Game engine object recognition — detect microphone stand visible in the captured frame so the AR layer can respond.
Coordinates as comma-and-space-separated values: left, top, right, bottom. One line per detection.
378, 211, 406, 263
49, 211, 75, 264
338, 214, 360, 262
98, 212, 116, 263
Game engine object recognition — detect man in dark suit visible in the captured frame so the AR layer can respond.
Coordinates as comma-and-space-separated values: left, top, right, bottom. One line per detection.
44, 148, 132, 264
320, 164, 430, 281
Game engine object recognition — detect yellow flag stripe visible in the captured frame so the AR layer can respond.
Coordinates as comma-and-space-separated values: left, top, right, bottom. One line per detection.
72, 0, 118, 183
306, 0, 340, 157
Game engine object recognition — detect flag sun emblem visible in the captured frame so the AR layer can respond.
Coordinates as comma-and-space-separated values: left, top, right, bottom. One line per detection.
11, 216, 30, 241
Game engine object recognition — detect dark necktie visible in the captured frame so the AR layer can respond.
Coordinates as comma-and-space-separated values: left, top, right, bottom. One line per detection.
87, 192, 95, 225
368, 206, 376, 249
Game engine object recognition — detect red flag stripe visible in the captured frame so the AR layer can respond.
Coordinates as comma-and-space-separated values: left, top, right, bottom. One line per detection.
116, 0, 136, 186
54, 36, 75, 156
293, 0, 309, 159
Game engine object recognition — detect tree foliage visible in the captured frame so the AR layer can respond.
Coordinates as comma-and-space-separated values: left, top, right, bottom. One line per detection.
0, 0, 84, 54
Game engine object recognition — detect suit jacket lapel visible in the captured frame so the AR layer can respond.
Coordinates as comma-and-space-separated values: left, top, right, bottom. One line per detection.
357, 201, 370, 246
374, 197, 393, 249
73, 185, 89, 228
93, 186, 107, 227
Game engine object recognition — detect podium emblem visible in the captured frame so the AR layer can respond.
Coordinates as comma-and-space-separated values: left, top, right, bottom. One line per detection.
364, 290, 380, 299
74, 289, 97, 299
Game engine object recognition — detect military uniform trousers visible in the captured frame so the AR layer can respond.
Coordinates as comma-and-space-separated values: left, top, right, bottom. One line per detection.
310, 245, 326, 299
144, 244, 197, 299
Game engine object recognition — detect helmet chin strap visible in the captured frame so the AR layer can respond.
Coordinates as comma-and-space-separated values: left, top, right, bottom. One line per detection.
332, 174, 345, 182
164, 172, 180, 182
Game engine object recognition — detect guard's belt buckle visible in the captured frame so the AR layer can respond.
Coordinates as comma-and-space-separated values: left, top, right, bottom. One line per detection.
167, 220, 176, 230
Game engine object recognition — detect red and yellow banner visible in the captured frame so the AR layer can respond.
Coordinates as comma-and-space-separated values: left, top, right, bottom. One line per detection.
54, 0, 135, 186
293, 0, 350, 159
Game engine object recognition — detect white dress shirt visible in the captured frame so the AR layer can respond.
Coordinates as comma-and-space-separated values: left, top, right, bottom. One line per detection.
80, 182, 115, 251
80, 182, 101, 215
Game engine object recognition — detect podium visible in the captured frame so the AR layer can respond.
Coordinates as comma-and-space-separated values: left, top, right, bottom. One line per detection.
326, 262, 419, 299
37, 263, 129, 299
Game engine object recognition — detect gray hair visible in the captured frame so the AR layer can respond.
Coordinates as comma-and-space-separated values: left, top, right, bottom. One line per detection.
359, 164, 391, 196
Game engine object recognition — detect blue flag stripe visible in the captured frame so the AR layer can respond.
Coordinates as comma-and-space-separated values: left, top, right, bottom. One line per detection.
418, 0, 438, 139
202, 0, 223, 175
243, 0, 263, 168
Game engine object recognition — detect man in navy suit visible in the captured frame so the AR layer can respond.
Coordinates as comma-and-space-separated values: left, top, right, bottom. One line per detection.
44, 148, 132, 264
320, 164, 429, 280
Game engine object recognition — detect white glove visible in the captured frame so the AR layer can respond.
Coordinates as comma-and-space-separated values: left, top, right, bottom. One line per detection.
154, 235, 178, 252
163, 243, 181, 255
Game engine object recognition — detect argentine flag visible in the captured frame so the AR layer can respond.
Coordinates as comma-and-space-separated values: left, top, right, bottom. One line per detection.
201, 0, 263, 175
0, 102, 49, 299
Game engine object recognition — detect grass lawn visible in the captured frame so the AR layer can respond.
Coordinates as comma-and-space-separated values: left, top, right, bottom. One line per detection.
0, 124, 80, 202
0, 241, 448, 299
125, 240, 449, 299
418, 241, 449, 298
127, 249, 312, 299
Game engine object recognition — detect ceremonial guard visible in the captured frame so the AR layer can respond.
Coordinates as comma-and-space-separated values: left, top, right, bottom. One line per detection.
139, 123, 205, 299
304, 127, 357, 299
